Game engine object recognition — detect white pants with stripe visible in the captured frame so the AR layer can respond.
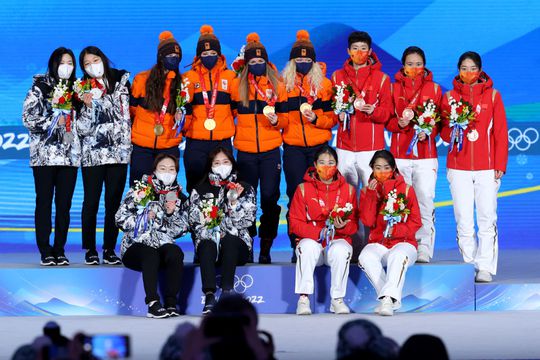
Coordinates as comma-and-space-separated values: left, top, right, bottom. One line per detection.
396, 158, 438, 258
358, 242, 417, 308
295, 238, 352, 299
336, 149, 378, 190
447, 169, 500, 274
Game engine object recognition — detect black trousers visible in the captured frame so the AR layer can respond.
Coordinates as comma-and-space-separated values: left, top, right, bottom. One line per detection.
198, 234, 250, 293
32, 166, 78, 257
122, 243, 184, 305
183, 137, 233, 193
81, 164, 127, 251
283, 143, 327, 247
236, 148, 281, 240
129, 144, 180, 186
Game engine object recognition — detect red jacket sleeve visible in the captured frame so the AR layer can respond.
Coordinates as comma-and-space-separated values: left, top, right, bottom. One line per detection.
492, 90, 508, 173
359, 187, 380, 228
289, 184, 322, 240
335, 186, 359, 237
391, 186, 422, 239
368, 74, 392, 124
439, 91, 452, 143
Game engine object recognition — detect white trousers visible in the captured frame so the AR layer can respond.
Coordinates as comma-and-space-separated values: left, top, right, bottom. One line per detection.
358, 242, 417, 308
447, 169, 500, 274
396, 158, 438, 258
336, 149, 377, 189
295, 238, 352, 299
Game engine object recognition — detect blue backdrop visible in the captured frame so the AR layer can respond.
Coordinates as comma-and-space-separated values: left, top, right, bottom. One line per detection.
1, 0, 539, 252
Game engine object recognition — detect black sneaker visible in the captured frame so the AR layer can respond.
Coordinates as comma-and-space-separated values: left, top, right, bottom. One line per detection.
147, 301, 168, 319
56, 254, 70, 266
202, 293, 216, 315
166, 307, 180, 317
40, 255, 57, 266
103, 250, 122, 265
85, 250, 100, 265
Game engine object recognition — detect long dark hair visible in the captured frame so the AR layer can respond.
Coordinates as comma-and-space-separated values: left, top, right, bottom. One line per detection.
79, 46, 116, 93
145, 60, 181, 114
457, 51, 482, 70
314, 145, 338, 165
369, 150, 400, 174
204, 146, 238, 176
47, 47, 76, 84
401, 46, 426, 65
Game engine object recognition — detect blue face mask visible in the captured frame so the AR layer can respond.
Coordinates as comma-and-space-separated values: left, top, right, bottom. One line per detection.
248, 63, 266, 77
201, 55, 218, 69
163, 56, 180, 70
296, 62, 313, 75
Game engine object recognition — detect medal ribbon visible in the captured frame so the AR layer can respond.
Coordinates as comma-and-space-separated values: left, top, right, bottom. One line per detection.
198, 69, 221, 120
249, 73, 277, 106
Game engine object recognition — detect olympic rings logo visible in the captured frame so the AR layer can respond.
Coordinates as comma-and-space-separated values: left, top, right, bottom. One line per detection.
508, 128, 539, 151
233, 274, 254, 294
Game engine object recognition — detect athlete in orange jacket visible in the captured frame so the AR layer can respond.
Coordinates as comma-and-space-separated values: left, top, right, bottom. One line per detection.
281, 30, 337, 262
182, 25, 237, 192
231, 33, 288, 264
129, 31, 183, 185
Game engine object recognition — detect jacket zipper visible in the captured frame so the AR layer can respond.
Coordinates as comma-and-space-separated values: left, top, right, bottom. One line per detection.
254, 90, 260, 153
470, 85, 474, 171
209, 71, 214, 141
353, 69, 358, 150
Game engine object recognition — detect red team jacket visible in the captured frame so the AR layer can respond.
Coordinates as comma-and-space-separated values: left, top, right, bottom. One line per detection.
359, 175, 422, 249
289, 168, 359, 246
331, 52, 393, 152
386, 68, 442, 159
440, 72, 508, 172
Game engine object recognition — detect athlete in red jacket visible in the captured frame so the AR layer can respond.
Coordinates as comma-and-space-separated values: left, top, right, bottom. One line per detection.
289, 146, 358, 315
440, 52, 508, 283
358, 150, 422, 316
386, 47, 442, 263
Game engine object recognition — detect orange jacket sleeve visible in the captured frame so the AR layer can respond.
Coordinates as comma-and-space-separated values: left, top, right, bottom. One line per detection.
273, 83, 289, 130
314, 79, 338, 129
129, 74, 143, 119
391, 186, 422, 239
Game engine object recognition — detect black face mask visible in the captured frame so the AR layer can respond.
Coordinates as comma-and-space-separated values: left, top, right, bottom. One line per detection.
163, 56, 180, 70
296, 62, 313, 75
201, 55, 218, 69
248, 63, 266, 77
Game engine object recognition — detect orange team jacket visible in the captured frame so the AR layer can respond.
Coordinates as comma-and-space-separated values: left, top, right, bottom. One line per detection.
282, 62, 337, 147
386, 68, 442, 159
359, 174, 422, 249
182, 56, 236, 141
331, 52, 393, 152
130, 70, 182, 149
440, 72, 508, 172
289, 168, 359, 246
231, 71, 289, 153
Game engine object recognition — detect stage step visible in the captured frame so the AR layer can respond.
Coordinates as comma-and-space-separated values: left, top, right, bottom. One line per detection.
0, 262, 478, 316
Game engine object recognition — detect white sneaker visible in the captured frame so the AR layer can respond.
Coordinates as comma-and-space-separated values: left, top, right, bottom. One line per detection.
330, 298, 350, 314
379, 296, 394, 316
475, 270, 493, 283
296, 295, 312, 315
416, 251, 430, 263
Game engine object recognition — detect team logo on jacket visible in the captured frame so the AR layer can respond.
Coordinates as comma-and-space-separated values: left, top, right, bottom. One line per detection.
266, 89, 273, 99
221, 79, 228, 90
195, 82, 200, 89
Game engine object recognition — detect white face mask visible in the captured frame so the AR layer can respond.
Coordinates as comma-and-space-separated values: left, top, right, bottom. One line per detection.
155, 171, 176, 186
85, 62, 104, 78
58, 64, 74, 80
212, 164, 232, 180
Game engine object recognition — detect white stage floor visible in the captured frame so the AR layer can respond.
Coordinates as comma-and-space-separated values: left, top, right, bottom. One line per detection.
2, 311, 540, 360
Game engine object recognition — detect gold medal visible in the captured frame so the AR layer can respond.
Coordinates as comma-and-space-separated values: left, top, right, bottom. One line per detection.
402, 108, 415, 121
467, 129, 479, 142
204, 118, 217, 131
300, 103, 312, 114
154, 124, 164, 136
263, 105, 275, 116
353, 98, 365, 110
